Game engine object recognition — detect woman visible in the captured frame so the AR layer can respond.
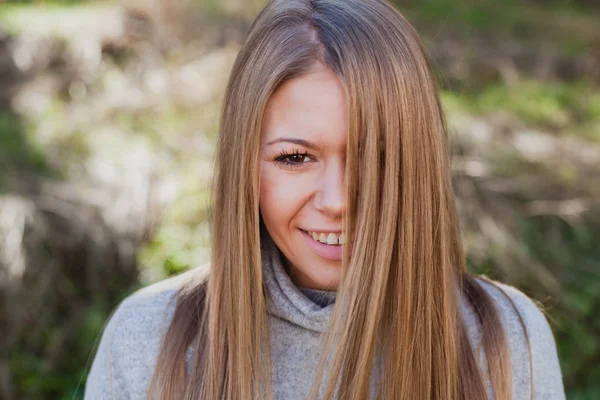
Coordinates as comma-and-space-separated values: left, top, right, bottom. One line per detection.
85, 0, 565, 399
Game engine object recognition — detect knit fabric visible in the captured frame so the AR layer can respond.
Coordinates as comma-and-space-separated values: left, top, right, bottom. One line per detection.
297, 286, 336, 308
85, 234, 565, 399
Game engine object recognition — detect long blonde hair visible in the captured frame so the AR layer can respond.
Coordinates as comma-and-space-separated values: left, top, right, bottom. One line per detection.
147, 0, 530, 399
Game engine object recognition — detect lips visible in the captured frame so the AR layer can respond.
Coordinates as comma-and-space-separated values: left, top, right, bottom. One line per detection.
300, 229, 343, 261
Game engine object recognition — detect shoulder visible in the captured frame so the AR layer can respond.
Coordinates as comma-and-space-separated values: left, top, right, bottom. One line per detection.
473, 278, 555, 347
107, 263, 210, 350
114, 263, 210, 325
461, 276, 566, 400
84, 264, 210, 400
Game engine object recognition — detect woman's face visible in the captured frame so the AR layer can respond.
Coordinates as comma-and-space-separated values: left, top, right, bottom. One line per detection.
260, 65, 347, 291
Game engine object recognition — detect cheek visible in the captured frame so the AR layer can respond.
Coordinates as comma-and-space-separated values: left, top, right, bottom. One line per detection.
259, 165, 310, 231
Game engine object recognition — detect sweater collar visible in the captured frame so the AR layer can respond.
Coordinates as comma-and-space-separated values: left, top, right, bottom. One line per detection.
261, 230, 337, 333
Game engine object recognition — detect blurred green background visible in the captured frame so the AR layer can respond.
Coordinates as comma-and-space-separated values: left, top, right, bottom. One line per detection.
0, 0, 598, 399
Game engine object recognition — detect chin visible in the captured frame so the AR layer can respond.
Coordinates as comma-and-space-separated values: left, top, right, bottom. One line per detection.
305, 265, 341, 290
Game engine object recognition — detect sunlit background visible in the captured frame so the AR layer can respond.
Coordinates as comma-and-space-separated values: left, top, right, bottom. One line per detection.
0, 0, 598, 399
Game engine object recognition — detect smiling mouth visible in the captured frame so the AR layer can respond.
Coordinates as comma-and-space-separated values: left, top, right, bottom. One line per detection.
301, 229, 346, 245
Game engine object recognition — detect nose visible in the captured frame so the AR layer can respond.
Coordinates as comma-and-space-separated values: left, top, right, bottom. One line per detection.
314, 160, 346, 218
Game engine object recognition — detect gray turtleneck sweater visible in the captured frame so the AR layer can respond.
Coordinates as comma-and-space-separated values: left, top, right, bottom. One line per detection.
84, 236, 565, 399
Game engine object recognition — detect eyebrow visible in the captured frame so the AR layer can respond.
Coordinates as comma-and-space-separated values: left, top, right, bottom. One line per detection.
265, 137, 318, 150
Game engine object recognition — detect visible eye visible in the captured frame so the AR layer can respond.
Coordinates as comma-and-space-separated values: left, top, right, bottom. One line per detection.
274, 149, 314, 168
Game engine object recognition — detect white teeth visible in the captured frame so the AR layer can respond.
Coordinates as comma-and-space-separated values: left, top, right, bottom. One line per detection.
326, 233, 337, 245
307, 231, 345, 245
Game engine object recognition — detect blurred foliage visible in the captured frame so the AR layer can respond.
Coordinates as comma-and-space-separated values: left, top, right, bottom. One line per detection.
467, 216, 600, 399
442, 81, 600, 141
0, 0, 598, 399
0, 112, 56, 184
3, 0, 96, 4
522, 218, 600, 399
8, 300, 117, 400
400, 0, 597, 43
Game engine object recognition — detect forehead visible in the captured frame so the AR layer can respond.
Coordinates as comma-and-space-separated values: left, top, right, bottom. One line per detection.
261, 67, 348, 149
